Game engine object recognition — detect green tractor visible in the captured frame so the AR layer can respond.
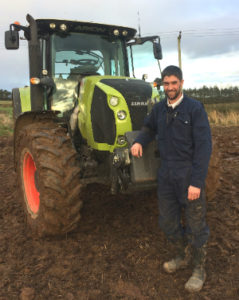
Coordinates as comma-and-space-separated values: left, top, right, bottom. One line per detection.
5, 14, 163, 236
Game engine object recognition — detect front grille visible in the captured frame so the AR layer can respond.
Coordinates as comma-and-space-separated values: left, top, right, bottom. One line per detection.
91, 86, 116, 145
100, 79, 152, 130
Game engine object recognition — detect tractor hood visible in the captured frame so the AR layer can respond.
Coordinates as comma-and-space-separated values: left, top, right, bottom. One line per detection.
99, 78, 153, 130
78, 76, 158, 152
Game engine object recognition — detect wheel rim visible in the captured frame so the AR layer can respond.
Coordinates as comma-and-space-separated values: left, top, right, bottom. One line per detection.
22, 151, 40, 215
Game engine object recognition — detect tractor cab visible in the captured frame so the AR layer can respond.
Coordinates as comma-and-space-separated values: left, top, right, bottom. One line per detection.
5, 15, 162, 116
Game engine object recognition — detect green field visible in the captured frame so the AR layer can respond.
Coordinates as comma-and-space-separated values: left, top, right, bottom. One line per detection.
0, 100, 13, 136
0, 105, 12, 113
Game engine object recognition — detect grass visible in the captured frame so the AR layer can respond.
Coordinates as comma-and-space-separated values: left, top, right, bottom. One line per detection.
205, 102, 239, 126
207, 110, 239, 126
0, 106, 13, 113
0, 101, 13, 136
205, 102, 239, 114
0, 100, 12, 105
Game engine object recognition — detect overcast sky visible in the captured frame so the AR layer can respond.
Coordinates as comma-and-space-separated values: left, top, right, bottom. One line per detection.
0, 0, 239, 90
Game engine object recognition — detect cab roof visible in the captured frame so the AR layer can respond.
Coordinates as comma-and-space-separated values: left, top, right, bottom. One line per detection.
36, 19, 137, 40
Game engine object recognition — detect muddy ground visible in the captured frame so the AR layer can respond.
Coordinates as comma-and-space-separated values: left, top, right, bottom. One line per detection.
0, 126, 238, 300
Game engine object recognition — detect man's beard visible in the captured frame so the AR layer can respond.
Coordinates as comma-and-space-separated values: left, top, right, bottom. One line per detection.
166, 88, 181, 101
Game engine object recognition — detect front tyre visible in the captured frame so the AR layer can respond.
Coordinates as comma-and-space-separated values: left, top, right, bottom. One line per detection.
16, 120, 83, 236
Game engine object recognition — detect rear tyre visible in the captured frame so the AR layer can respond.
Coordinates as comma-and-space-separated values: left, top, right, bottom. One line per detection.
16, 120, 82, 236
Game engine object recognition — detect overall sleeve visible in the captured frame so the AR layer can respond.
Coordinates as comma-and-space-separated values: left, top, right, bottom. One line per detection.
134, 104, 159, 148
190, 104, 212, 188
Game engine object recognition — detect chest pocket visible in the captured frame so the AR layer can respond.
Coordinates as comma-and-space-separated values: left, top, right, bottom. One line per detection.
173, 113, 192, 140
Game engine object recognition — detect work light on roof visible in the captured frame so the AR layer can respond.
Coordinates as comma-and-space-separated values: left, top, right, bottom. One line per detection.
49, 23, 56, 29
122, 30, 128, 36
60, 24, 67, 31
113, 29, 120, 36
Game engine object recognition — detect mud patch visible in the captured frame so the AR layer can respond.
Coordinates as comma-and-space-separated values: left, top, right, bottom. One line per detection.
0, 127, 238, 299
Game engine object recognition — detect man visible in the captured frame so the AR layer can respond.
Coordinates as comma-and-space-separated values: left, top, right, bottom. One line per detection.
131, 65, 212, 292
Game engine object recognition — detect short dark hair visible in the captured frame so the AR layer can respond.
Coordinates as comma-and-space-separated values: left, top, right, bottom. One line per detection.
161, 65, 183, 81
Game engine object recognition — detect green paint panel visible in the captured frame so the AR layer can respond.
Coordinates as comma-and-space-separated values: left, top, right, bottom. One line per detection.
19, 87, 31, 112
78, 75, 133, 152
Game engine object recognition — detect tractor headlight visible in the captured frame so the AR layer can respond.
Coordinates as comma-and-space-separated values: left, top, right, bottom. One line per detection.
109, 96, 119, 107
117, 110, 127, 120
117, 135, 126, 145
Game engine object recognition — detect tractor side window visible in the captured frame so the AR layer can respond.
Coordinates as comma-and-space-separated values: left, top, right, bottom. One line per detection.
109, 41, 125, 76
127, 46, 134, 78
127, 41, 161, 82
110, 60, 117, 76
39, 39, 47, 71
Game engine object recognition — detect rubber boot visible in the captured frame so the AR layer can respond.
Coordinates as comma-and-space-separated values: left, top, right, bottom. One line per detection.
163, 239, 191, 273
185, 244, 207, 292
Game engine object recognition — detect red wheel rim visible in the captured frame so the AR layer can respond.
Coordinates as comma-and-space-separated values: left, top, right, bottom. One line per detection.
23, 152, 40, 215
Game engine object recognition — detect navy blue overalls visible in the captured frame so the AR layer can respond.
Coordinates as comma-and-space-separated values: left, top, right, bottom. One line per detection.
135, 95, 212, 248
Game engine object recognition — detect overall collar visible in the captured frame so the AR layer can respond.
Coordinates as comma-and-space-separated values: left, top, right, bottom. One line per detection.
167, 93, 184, 109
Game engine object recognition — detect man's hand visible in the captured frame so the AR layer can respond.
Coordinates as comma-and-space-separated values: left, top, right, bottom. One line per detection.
131, 143, 143, 158
188, 185, 201, 201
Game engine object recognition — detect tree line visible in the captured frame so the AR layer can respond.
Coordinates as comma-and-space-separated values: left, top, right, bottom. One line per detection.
184, 86, 239, 104
1, 86, 239, 103
0, 89, 11, 100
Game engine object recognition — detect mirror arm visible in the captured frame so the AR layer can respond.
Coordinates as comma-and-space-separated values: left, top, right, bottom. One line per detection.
9, 23, 29, 36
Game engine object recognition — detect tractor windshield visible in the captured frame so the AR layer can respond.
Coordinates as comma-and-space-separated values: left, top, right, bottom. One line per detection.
50, 32, 127, 112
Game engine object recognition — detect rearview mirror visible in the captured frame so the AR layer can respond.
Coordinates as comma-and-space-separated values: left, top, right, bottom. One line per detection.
5, 30, 19, 49
153, 42, 163, 60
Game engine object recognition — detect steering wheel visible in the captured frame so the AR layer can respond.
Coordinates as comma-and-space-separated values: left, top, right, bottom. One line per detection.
75, 59, 98, 66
